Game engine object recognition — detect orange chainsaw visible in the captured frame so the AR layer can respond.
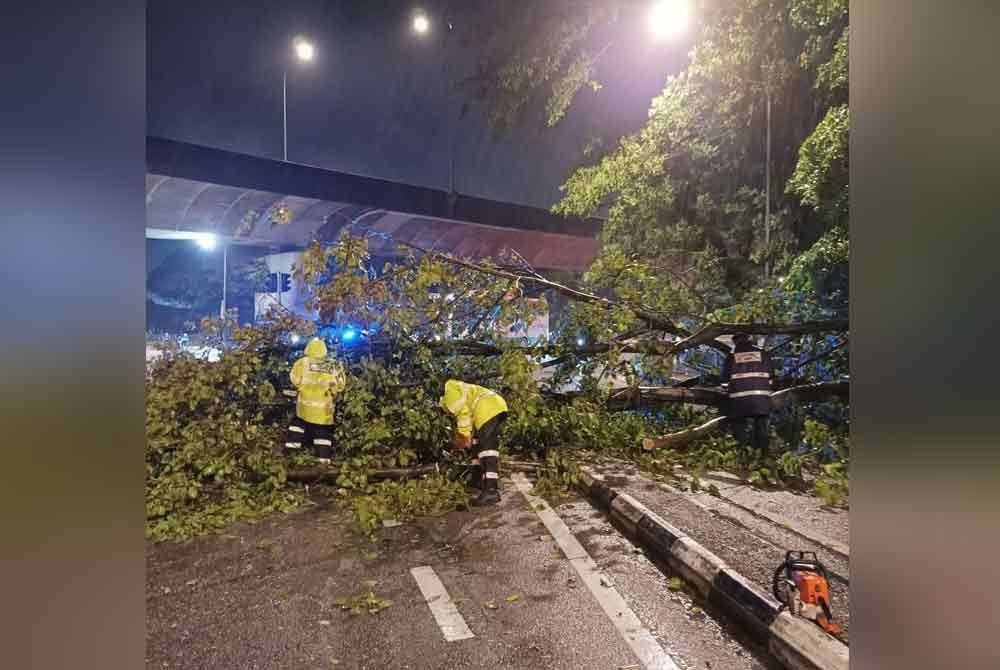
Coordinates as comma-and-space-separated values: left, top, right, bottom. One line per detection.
772, 550, 842, 637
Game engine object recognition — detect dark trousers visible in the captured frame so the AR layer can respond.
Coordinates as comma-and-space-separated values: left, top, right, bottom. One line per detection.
472, 412, 507, 492
728, 415, 769, 453
284, 417, 335, 460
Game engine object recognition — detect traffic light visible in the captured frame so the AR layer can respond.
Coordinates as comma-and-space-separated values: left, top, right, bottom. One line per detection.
280, 273, 292, 292
264, 273, 278, 293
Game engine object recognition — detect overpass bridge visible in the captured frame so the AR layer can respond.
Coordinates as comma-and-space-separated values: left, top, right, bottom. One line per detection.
145, 137, 602, 272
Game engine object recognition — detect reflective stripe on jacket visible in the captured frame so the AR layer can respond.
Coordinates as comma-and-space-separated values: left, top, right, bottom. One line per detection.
722, 344, 773, 417
290, 338, 346, 425
438, 380, 508, 438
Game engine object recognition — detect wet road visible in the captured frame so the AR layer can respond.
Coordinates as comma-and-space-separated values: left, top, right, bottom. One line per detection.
147, 476, 782, 669
587, 463, 851, 643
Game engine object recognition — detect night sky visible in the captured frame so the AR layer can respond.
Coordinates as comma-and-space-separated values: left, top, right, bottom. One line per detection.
148, 0, 691, 211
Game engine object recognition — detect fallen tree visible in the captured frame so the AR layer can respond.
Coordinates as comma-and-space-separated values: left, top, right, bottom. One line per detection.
146, 235, 850, 543
147, 0, 852, 539
640, 381, 850, 450
286, 459, 545, 484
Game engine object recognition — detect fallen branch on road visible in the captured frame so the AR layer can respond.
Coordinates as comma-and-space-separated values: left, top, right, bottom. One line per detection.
639, 381, 849, 450
287, 459, 544, 484
642, 416, 729, 451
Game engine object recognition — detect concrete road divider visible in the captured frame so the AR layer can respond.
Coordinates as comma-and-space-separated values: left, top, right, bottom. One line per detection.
574, 466, 848, 670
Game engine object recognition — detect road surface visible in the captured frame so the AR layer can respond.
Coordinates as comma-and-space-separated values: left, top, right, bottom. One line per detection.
147, 474, 787, 669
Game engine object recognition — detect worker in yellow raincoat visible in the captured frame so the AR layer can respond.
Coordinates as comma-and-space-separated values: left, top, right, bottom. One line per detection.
284, 337, 346, 463
439, 379, 509, 506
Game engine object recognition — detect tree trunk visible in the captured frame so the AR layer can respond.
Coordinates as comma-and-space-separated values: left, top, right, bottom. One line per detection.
639, 381, 848, 450
642, 416, 729, 451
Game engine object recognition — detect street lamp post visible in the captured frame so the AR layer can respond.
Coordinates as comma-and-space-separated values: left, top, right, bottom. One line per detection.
282, 70, 288, 162
412, 9, 460, 217
283, 36, 315, 162
764, 85, 772, 280
220, 241, 228, 318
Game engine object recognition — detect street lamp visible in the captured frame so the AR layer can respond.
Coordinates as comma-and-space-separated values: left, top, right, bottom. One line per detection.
193, 234, 230, 318
648, 0, 693, 40
411, 9, 459, 216
194, 232, 217, 251
412, 11, 431, 35
283, 35, 316, 162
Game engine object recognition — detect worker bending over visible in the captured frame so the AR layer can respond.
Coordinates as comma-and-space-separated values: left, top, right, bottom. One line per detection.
439, 379, 508, 506
285, 337, 346, 463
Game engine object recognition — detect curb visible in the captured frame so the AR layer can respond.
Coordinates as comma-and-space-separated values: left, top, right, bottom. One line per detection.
575, 466, 848, 670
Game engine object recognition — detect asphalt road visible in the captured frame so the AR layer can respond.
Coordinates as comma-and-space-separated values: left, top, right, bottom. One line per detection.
586, 463, 851, 643
147, 477, 781, 670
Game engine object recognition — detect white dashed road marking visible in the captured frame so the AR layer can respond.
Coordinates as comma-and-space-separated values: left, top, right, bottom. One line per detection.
512, 473, 680, 670
410, 565, 475, 642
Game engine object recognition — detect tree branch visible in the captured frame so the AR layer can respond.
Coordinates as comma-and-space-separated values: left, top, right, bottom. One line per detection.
286, 460, 543, 484
431, 318, 848, 360
769, 381, 849, 410
638, 381, 849, 451
671, 319, 849, 352
783, 338, 849, 376
393, 239, 688, 336
641, 416, 729, 451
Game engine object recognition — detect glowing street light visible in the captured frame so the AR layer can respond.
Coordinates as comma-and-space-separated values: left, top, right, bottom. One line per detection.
412, 11, 431, 35
194, 233, 217, 251
293, 36, 315, 62
648, 0, 692, 40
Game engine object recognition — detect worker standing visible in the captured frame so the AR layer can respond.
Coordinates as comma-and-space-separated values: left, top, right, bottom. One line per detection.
721, 333, 774, 455
284, 337, 346, 463
439, 379, 508, 506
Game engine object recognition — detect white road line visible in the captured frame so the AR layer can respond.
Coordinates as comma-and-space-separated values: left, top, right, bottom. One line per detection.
409, 565, 475, 642
512, 473, 680, 670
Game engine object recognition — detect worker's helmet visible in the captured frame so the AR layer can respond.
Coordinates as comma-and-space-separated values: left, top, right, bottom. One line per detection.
304, 337, 328, 358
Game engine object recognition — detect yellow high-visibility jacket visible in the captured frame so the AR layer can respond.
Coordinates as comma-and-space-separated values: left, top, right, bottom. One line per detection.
438, 379, 508, 438
290, 338, 346, 425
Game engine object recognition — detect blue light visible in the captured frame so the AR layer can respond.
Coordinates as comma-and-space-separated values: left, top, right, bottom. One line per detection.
342, 328, 357, 342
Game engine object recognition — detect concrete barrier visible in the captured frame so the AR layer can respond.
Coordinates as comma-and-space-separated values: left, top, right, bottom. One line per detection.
575, 466, 849, 670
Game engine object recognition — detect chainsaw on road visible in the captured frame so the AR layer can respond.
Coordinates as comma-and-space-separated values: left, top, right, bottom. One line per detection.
772, 550, 842, 637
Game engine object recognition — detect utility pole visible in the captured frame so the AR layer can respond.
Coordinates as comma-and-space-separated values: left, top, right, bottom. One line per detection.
220, 241, 228, 318
282, 70, 288, 162
444, 18, 458, 218
764, 85, 772, 280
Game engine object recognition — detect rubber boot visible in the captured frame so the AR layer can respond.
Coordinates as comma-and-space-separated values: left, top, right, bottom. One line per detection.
313, 438, 333, 464
472, 464, 500, 506
472, 488, 501, 506
467, 462, 483, 491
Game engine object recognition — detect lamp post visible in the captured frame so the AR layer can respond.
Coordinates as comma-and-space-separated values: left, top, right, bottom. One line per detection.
764, 84, 771, 279
411, 9, 460, 217
193, 233, 229, 319
220, 241, 229, 318
284, 36, 315, 162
